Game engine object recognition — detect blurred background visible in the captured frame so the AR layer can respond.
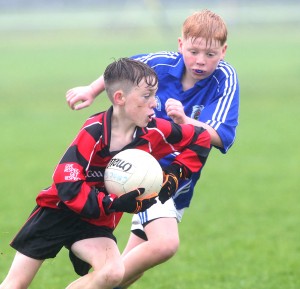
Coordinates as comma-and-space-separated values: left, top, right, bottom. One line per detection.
1, 0, 300, 29
1, 1, 300, 289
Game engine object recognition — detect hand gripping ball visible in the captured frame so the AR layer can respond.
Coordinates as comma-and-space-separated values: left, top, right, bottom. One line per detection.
104, 149, 163, 200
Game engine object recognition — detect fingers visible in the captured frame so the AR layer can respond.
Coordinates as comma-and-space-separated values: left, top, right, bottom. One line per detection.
136, 197, 157, 213
127, 188, 145, 198
158, 194, 168, 204
165, 99, 186, 124
66, 94, 89, 110
66, 89, 74, 102
136, 188, 145, 196
166, 104, 184, 114
148, 198, 157, 206
143, 196, 157, 204
165, 98, 184, 111
66, 89, 84, 110
73, 101, 91, 111
158, 173, 178, 204
66, 89, 76, 110
65, 86, 94, 110
165, 98, 181, 106
143, 198, 157, 209
162, 172, 168, 186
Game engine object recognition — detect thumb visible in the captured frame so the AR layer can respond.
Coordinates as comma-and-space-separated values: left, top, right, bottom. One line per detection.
74, 102, 88, 110
148, 198, 157, 205
136, 188, 145, 196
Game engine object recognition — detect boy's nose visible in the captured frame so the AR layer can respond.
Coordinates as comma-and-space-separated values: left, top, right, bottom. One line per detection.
150, 97, 157, 108
196, 54, 205, 65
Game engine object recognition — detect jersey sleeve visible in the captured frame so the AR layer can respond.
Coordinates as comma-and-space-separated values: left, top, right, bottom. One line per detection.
200, 62, 239, 153
52, 118, 107, 219
131, 51, 179, 68
172, 124, 211, 177
152, 119, 211, 178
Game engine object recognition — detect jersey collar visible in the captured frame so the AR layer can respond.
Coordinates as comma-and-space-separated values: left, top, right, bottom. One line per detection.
103, 106, 148, 148
167, 53, 185, 79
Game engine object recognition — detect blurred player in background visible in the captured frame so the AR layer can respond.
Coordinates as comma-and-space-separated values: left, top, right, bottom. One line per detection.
66, 9, 239, 289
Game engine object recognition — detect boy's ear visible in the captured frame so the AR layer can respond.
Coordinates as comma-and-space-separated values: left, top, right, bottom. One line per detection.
114, 90, 125, 105
178, 37, 183, 53
221, 43, 228, 60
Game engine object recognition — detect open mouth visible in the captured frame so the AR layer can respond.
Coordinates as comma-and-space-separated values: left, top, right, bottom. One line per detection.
194, 69, 204, 74
148, 114, 154, 121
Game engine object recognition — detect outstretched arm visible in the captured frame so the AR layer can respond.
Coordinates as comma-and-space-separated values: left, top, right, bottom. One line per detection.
66, 75, 105, 110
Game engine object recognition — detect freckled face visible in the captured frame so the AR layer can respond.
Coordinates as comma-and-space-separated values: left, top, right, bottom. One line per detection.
178, 37, 227, 81
124, 80, 158, 127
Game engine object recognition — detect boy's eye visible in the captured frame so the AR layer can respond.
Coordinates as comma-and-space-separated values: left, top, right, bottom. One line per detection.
207, 52, 216, 57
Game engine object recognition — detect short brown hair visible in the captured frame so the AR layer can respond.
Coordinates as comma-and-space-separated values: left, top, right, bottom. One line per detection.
182, 9, 227, 46
104, 58, 158, 101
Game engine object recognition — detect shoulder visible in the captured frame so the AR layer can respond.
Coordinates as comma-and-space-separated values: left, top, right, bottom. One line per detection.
148, 117, 190, 134
84, 112, 104, 125
132, 51, 180, 67
148, 117, 169, 128
80, 112, 104, 137
146, 117, 173, 133
215, 60, 238, 79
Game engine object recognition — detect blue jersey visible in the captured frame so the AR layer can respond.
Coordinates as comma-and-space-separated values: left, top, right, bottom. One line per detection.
132, 51, 239, 209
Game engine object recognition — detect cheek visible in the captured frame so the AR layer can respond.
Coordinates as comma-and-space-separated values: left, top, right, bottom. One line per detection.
137, 98, 153, 107
209, 58, 221, 69
182, 54, 193, 66
136, 102, 147, 108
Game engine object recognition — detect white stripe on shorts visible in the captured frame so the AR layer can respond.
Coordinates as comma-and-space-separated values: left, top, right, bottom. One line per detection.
131, 197, 185, 232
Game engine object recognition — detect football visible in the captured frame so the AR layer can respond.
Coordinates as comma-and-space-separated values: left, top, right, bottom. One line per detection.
104, 149, 163, 200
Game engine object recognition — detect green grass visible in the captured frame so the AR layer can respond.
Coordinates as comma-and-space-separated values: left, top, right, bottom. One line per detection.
0, 18, 300, 289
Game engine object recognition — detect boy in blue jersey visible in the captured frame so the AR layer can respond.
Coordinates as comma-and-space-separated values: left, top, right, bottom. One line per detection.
66, 9, 239, 288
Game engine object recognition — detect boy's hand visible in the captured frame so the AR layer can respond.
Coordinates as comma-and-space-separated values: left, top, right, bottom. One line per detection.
158, 164, 182, 204
165, 98, 187, 124
66, 85, 96, 110
105, 188, 157, 214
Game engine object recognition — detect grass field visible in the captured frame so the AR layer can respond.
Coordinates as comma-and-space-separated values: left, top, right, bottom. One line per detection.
1, 9, 300, 289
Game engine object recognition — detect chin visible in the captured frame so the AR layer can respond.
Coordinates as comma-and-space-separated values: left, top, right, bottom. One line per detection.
139, 121, 149, 127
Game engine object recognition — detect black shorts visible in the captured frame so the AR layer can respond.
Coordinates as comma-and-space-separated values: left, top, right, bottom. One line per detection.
10, 206, 116, 260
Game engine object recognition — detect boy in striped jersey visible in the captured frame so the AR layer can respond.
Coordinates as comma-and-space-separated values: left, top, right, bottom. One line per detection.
66, 9, 239, 288
0, 58, 211, 289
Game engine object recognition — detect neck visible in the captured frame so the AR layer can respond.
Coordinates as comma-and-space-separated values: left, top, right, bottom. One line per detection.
110, 109, 136, 152
181, 72, 197, 91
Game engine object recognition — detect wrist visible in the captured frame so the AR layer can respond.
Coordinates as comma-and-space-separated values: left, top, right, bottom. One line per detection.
102, 195, 116, 214
164, 163, 183, 180
89, 84, 98, 99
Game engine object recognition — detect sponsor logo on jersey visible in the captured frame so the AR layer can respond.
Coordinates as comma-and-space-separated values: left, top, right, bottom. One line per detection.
87, 170, 104, 178
190, 105, 204, 120
155, 95, 161, 111
64, 164, 80, 181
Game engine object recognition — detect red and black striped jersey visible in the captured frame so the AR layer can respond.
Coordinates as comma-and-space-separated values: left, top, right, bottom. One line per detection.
36, 106, 211, 229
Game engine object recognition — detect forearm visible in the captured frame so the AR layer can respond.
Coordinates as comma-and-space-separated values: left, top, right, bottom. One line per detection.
185, 117, 223, 148
89, 75, 105, 97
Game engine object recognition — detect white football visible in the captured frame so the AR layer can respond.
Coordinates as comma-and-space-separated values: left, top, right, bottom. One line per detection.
104, 149, 163, 200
